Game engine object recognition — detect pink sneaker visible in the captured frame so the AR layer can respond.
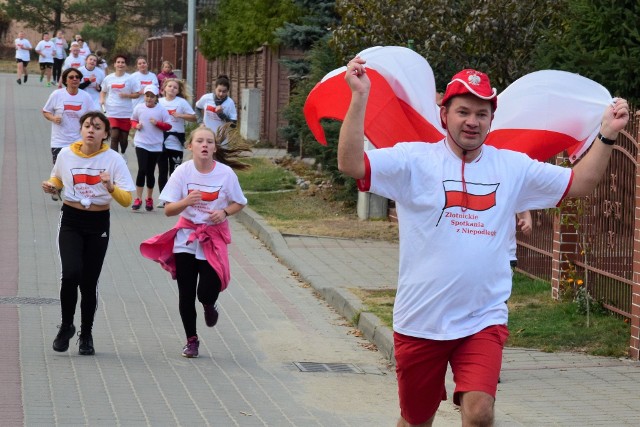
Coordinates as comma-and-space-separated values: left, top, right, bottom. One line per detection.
132, 198, 142, 210
182, 336, 199, 358
145, 198, 153, 211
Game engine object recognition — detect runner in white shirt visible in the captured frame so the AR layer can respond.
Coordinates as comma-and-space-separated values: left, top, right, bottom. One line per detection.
51, 30, 68, 85
100, 54, 139, 157
78, 54, 105, 111
14, 31, 32, 85
129, 56, 158, 110
35, 32, 55, 86
157, 78, 197, 207
130, 85, 172, 211
62, 43, 86, 73
75, 36, 91, 58
195, 74, 237, 144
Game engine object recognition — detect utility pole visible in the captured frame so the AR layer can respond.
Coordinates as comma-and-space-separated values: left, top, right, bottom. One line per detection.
187, 0, 196, 102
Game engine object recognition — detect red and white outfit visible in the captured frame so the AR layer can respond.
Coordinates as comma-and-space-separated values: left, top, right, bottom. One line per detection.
129, 71, 158, 109
131, 103, 172, 152
78, 65, 105, 111
35, 39, 55, 64
158, 96, 195, 150
43, 89, 96, 148
15, 37, 32, 62
101, 73, 137, 119
62, 54, 86, 72
195, 93, 237, 134
359, 140, 572, 340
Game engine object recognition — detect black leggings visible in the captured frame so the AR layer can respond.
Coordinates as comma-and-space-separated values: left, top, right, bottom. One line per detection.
157, 147, 183, 192
58, 205, 110, 334
53, 58, 64, 82
135, 147, 161, 189
175, 252, 222, 338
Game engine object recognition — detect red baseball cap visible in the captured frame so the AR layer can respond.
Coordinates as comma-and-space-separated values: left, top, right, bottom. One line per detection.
441, 69, 498, 111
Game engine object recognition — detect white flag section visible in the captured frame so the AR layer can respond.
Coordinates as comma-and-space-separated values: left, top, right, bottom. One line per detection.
487, 70, 612, 163
304, 46, 612, 163
304, 46, 444, 148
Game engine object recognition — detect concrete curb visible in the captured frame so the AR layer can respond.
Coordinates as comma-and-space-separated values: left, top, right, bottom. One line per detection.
235, 207, 396, 364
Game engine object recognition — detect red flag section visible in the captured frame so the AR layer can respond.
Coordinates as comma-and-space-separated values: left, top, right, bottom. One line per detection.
443, 181, 499, 211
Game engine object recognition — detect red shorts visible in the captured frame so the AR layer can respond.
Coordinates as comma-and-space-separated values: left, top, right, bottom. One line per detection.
394, 324, 509, 425
108, 117, 132, 132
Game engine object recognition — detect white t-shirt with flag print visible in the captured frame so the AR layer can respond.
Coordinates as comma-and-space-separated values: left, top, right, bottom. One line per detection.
129, 71, 159, 109
43, 89, 96, 148
364, 140, 572, 341
159, 96, 195, 151
15, 38, 32, 62
195, 93, 237, 134
63, 55, 86, 72
159, 160, 247, 260
35, 40, 55, 63
131, 102, 173, 152
102, 73, 138, 119
51, 145, 135, 206
77, 66, 105, 111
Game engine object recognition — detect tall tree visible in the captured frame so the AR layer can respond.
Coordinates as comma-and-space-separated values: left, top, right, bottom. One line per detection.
536, 0, 640, 104
2, 0, 77, 32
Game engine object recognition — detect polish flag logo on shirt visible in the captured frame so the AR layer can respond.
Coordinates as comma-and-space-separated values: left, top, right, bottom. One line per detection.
206, 105, 217, 113
64, 102, 83, 112
71, 168, 104, 186
187, 183, 222, 202
141, 81, 152, 86
112, 83, 125, 89
442, 180, 499, 212
71, 62, 81, 68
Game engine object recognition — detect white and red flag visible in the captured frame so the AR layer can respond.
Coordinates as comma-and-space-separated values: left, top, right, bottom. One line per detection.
71, 168, 103, 186
187, 183, 221, 202
303, 46, 612, 163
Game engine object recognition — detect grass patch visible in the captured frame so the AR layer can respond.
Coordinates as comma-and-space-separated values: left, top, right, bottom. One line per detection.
237, 156, 399, 241
350, 273, 630, 357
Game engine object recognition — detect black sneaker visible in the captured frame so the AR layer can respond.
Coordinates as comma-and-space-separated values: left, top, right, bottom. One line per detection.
24, 75, 28, 83
78, 332, 95, 355
17, 79, 21, 85
203, 304, 219, 327
52, 324, 76, 352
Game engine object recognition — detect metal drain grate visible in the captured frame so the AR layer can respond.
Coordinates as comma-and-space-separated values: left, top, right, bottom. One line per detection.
293, 362, 365, 374
0, 296, 60, 305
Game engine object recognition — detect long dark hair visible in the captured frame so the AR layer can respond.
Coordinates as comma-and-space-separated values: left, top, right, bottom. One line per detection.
186, 125, 251, 171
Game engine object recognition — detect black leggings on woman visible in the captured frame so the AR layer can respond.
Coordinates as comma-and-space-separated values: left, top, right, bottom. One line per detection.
175, 252, 222, 338
58, 205, 110, 334
135, 147, 161, 189
157, 147, 183, 192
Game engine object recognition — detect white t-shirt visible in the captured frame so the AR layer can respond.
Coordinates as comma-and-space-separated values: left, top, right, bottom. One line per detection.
35, 40, 55, 63
129, 71, 159, 109
78, 66, 105, 110
51, 37, 68, 59
159, 160, 247, 260
131, 103, 173, 152
364, 141, 572, 340
51, 145, 135, 206
195, 93, 237, 134
42, 89, 97, 148
77, 42, 91, 58
15, 38, 32, 61
102, 73, 138, 119
63, 55, 86, 71
159, 96, 195, 151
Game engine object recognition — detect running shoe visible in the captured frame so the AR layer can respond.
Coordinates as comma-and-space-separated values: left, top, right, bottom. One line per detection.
17, 79, 21, 85
52, 323, 76, 352
203, 304, 219, 327
132, 198, 142, 210
46, 82, 52, 87
182, 336, 199, 358
24, 75, 28, 83
77, 332, 95, 355
145, 198, 153, 211
156, 201, 165, 209
40, 75, 44, 82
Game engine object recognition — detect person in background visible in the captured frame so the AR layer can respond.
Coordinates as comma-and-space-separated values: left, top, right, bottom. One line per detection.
78, 53, 106, 111
95, 50, 108, 73
157, 78, 197, 208
42, 67, 97, 200
129, 56, 158, 110
509, 211, 532, 270
62, 42, 86, 73
130, 85, 172, 211
75, 35, 91, 58
195, 74, 237, 144
100, 54, 138, 160
157, 60, 178, 94
338, 56, 629, 427
140, 126, 249, 358
51, 30, 68, 85
42, 111, 135, 356
15, 30, 32, 85
35, 31, 55, 87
